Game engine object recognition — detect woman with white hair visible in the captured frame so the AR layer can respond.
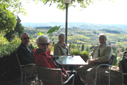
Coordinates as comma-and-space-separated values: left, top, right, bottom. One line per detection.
33, 35, 70, 85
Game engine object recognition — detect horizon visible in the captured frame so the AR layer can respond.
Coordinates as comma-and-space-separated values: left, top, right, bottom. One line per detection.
21, 22, 127, 25
19, 0, 127, 25
22, 22, 127, 29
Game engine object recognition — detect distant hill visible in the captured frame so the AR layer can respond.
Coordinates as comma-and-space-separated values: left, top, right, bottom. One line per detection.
22, 22, 127, 33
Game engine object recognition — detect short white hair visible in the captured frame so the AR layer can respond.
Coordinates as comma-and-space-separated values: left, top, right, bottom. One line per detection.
36, 35, 50, 44
20, 32, 29, 38
98, 33, 107, 40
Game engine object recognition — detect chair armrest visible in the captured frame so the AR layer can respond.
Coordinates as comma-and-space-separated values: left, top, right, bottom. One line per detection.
63, 74, 74, 84
66, 70, 76, 73
122, 73, 127, 75
21, 63, 35, 67
96, 64, 112, 70
95, 64, 112, 81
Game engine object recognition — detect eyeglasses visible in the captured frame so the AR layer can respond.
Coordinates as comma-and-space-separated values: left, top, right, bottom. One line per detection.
23, 37, 29, 40
39, 43, 49, 46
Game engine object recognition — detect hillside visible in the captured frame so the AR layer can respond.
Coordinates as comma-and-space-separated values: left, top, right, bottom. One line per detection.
24, 27, 127, 49
22, 22, 127, 33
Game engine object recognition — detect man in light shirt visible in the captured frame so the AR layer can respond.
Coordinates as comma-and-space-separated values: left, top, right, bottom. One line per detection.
76, 33, 113, 85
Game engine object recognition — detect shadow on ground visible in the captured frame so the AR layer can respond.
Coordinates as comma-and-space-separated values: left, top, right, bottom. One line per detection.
0, 68, 122, 85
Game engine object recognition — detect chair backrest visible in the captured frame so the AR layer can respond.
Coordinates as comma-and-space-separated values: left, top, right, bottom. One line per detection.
36, 65, 63, 85
122, 52, 127, 60
16, 54, 23, 71
108, 55, 116, 65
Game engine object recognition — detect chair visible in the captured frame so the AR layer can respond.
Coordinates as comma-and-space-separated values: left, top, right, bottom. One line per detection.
119, 53, 127, 85
119, 62, 127, 85
36, 65, 75, 85
16, 54, 36, 85
95, 55, 116, 85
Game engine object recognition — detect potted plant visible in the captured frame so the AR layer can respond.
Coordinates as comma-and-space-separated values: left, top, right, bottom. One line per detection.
80, 51, 89, 62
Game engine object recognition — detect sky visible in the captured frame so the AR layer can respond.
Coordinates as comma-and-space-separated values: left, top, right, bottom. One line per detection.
18, 0, 127, 24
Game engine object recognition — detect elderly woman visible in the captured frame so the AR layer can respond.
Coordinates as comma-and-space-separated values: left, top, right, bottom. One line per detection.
33, 35, 69, 85
54, 33, 68, 55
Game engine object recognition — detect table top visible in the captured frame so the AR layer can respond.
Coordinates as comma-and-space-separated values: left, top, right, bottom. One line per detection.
55, 55, 88, 66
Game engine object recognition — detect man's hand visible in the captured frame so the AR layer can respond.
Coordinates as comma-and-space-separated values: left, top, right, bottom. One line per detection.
89, 59, 95, 65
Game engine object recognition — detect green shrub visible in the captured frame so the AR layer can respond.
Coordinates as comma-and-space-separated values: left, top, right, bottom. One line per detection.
0, 38, 21, 57
70, 49, 80, 55
80, 51, 89, 56
0, 36, 8, 45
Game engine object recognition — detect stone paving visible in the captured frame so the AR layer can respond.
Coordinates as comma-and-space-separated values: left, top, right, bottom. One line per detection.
0, 66, 122, 85
0, 75, 43, 85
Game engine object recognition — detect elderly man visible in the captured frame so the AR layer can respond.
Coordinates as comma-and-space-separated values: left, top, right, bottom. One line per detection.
77, 33, 113, 85
17, 32, 36, 73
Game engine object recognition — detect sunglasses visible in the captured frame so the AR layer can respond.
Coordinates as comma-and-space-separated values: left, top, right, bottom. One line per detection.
23, 37, 29, 40
39, 43, 50, 46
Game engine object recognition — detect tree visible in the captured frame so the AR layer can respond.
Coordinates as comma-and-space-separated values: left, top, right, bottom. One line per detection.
0, 0, 26, 32
25, 0, 113, 10
4, 16, 24, 42
86, 46, 90, 52
37, 0, 99, 9
15, 16, 24, 37
81, 44, 84, 51
0, 0, 26, 14
0, 3, 17, 32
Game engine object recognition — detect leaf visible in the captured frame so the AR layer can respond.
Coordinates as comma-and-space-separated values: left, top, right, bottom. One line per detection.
38, 31, 43, 35
47, 26, 60, 34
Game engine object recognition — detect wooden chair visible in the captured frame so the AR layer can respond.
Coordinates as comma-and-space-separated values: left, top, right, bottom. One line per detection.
95, 55, 116, 85
16, 54, 36, 85
36, 65, 75, 85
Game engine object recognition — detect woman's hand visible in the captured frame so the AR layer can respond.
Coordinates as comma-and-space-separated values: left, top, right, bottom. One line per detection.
63, 72, 70, 80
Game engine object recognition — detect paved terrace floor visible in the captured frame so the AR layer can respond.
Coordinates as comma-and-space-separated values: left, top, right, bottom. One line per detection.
0, 74, 44, 85
0, 66, 122, 85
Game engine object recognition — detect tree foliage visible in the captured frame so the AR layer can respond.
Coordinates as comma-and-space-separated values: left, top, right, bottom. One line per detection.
81, 44, 84, 51
47, 26, 60, 34
34, 0, 113, 9
0, 3, 17, 32
0, 0, 26, 14
0, 0, 25, 33
4, 16, 24, 42
0, 0, 27, 32
31, 0, 93, 9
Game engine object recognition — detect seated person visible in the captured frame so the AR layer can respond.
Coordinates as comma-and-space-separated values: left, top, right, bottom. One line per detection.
76, 33, 113, 85
33, 35, 84, 85
54, 33, 75, 70
119, 50, 127, 84
17, 32, 36, 73
54, 33, 68, 55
